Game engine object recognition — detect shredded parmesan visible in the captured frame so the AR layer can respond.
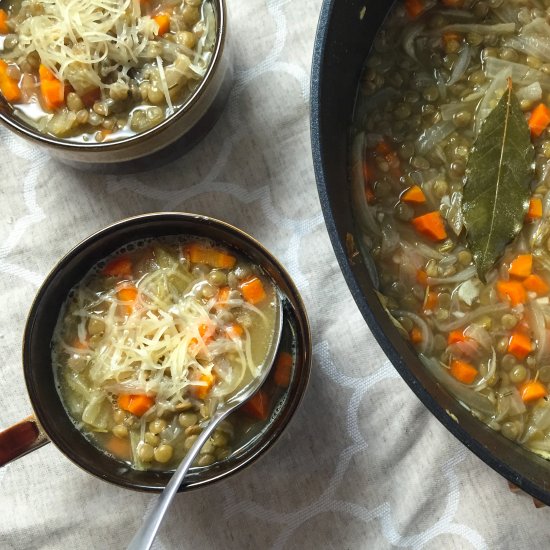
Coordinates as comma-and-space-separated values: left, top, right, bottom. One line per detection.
60, 264, 260, 414
10, 0, 158, 93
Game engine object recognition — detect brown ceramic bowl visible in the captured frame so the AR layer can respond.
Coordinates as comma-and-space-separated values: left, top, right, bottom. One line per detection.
0, 0, 232, 173
0, 213, 311, 492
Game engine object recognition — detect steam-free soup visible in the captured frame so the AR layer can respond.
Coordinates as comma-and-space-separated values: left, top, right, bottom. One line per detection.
352, 0, 550, 457
0, 0, 215, 141
52, 237, 281, 471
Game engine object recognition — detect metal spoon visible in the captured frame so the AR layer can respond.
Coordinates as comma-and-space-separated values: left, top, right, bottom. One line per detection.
127, 291, 284, 550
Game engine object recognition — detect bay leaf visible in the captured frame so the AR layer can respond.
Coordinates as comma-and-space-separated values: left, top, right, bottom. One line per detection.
463, 80, 535, 282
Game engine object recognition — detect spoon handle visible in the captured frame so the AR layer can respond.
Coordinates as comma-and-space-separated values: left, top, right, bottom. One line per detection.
127, 409, 227, 550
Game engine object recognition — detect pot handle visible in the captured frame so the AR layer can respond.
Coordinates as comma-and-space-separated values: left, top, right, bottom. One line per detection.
0, 415, 49, 467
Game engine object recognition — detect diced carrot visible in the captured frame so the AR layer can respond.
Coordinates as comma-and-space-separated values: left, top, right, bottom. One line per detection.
117, 394, 155, 417
507, 331, 532, 360
518, 380, 548, 404
240, 276, 267, 305
412, 211, 448, 241
153, 13, 170, 35
274, 352, 293, 387
529, 103, 550, 138
190, 323, 213, 347
442, 31, 461, 47
526, 197, 543, 222
0, 60, 21, 102
193, 373, 215, 400
496, 280, 527, 306
523, 274, 550, 295
508, 254, 533, 279
105, 436, 129, 458
405, 0, 425, 19
423, 290, 438, 312
448, 330, 466, 345
217, 286, 231, 308
441, 0, 464, 7
401, 185, 426, 204
0, 9, 9, 34
117, 284, 138, 315
410, 326, 423, 344
363, 161, 376, 205
375, 140, 391, 156
103, 257, 133, 278
241, 390, 270, 421
225, 322, 244, 340
185, 243, 236, 270
39, 64, 65, 111
416, 269, 428, 286
450, 359, 478, 385
198, 323, 209, 338
117, 285, 138, 303
72, 338, 89, 350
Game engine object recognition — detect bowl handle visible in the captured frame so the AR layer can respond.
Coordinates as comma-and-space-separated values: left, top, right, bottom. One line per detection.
0, 415, 49, 467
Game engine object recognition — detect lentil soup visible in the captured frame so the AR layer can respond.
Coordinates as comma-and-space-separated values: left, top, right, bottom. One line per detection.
352, 0, 550, 458
0, 0, 216, 142
52, 237, 281, 471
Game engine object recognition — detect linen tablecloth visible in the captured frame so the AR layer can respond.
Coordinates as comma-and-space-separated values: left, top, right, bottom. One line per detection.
1, 1, 549, 548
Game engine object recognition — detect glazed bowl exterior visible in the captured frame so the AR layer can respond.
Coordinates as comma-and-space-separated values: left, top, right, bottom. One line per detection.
311, 0, 550, 505
0, 0, 232, 172
21, 213, 311, 492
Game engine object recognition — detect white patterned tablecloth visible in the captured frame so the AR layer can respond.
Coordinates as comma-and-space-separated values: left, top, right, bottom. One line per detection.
1, 1, 549, 548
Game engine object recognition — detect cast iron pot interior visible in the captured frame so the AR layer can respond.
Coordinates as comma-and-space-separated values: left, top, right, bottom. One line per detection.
311, 0, 550, 504
23, 213, 311, 492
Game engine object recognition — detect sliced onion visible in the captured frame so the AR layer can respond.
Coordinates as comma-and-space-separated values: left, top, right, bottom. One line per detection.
416, 120, 455, 154
427, 264, 477, 286
435, 303, 509, 332
505, 35, 550, 64
528, 302, 549, 362
464, 324, 492, 350
402, 22, 425, 61
520, 404, 550, 444
484, 57, 550, 89
441, 23, 516, 35
516, 81, 543, 103
440, 102, 473, 121
447, 339, 481, 360
448, 44, 471, 86
446, 191, 464, 236
521, 17, 549, 36
393, 310, 434, 354
475, 348, 497, 392
476, 65, 512, 134
496, 386, 526, 421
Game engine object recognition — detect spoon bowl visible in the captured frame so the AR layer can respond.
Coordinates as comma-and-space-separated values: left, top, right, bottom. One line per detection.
127, 290, 284, 550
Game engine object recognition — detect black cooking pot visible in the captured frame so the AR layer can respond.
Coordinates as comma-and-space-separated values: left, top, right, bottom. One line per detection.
311, 0, 550, 505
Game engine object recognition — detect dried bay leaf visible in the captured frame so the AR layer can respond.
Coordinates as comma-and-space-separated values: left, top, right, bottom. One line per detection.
463, 80, 535, 282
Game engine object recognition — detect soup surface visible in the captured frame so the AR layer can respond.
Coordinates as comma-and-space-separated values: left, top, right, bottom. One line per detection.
352, 0, 550, 457
0, 0, 215, 142
52, 237, 285, 471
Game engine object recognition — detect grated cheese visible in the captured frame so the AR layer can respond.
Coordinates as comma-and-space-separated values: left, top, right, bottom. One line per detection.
62, 265, 255, 414
11, 0, 159, 93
